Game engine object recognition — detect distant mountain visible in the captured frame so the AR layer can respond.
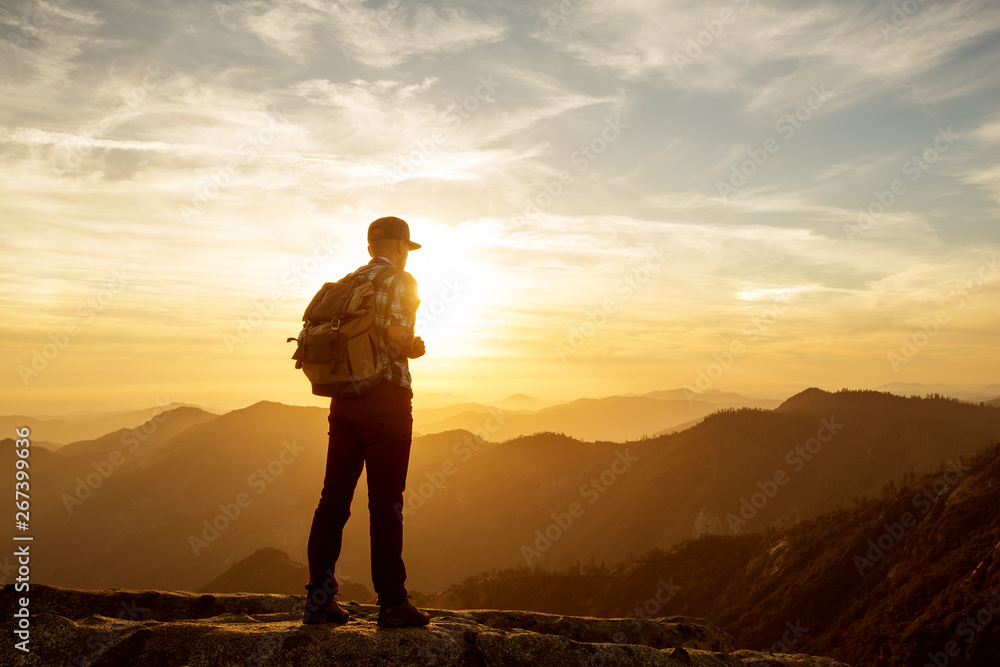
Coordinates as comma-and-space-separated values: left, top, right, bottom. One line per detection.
876, 381, 960, 396
413, 399, 555, 434
496, 393, 546, 410
427, 440, 1000, 667
875, 382, 1000, 402
0, 402, 215, 446
2, 400, 332, 592
402, 389, 1000, 588
640, 389, 777, 405
7, 389, 1000, 597
55, 406, 218, 459
1, 407, 220, 521
197, 547, 372, 602
417, 392, 780, 442
411, 391, 476, 410
649, 417, 705, 436
413, 402, 496, 427
771, 388, 998, 481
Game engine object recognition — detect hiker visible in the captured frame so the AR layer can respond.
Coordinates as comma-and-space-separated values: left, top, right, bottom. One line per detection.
303, 216, 430, 628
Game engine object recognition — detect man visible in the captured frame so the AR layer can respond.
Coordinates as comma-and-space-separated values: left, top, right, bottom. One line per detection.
303, 216, 430, 628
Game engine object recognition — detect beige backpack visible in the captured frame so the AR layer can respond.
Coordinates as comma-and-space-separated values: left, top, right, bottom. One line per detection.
288, 267, 397, 397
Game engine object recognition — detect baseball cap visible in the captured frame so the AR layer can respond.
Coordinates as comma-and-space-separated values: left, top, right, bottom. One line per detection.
368, 216, 421, 250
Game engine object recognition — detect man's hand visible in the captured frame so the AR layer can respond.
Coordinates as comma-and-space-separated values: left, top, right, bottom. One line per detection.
386, 326, 424, 359
407, 336, 425, 359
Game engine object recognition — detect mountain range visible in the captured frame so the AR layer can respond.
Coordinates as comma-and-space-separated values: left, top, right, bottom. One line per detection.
0, 402, 216, 447
412, 389, 780, 441
425, 439, 1000, 667
4, 387, 999, 599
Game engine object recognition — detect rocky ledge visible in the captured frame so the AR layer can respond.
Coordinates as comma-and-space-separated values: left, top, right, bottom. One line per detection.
1, 584, 850, 666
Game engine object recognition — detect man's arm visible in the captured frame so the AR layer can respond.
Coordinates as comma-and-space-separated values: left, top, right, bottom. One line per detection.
386, 273, 423, 359
386, 326, 424, 358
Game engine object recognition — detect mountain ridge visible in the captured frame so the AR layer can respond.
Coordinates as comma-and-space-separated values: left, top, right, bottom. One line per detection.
7, 388, 1000, 598
424, 440, 1000, 667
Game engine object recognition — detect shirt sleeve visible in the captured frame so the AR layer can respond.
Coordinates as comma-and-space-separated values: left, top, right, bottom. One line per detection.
387, 272, 419, 329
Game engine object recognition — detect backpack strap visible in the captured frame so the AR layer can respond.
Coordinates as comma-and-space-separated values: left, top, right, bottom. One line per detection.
370, 266, 399, 323
332, 330, 348, 374
339, 265, 398, 287
372, 266, 399, 288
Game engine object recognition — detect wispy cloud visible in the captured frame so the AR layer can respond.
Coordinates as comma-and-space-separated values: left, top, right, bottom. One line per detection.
1, 0, 998, 411
231, 0, 508, 67
538, 0, 1000, 113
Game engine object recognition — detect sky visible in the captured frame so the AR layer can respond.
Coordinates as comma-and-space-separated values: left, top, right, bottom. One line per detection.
1, 0, 999, 415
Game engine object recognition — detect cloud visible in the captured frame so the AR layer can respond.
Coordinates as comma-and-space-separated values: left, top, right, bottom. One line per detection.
1, 0, 998, 411
962, 115, 1000, 205
538, 0, 1000, 114
337, 3, 509, 68
232, 0, 508, 67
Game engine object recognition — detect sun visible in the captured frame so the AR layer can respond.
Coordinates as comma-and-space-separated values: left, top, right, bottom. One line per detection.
404, 219, 509, 360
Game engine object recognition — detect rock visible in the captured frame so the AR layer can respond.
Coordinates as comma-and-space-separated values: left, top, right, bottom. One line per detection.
0, 584, 852, 666
670, 646, 692, 662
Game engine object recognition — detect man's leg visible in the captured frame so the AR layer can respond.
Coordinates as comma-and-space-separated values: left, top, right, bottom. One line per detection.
306, 399, 364, 592
356, 382, 413, 607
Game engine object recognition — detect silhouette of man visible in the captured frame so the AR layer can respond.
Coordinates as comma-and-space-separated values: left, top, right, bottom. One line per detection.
304, 216, 430, 628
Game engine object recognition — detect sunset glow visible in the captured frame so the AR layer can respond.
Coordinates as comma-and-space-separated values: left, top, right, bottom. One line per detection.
2, 0, 998, 414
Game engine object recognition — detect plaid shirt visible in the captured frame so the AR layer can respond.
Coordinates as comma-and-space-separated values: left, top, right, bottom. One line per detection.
344, 257, 420, 394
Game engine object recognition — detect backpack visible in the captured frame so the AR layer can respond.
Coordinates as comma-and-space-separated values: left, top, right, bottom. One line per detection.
288, 266, 398, 397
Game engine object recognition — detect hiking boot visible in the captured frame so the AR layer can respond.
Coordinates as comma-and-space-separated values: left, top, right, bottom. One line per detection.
303, 587, 350, 625
377, 598, 430, 628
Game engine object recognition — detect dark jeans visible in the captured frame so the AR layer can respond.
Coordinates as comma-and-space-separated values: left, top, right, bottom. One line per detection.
306, 379, 413, 607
